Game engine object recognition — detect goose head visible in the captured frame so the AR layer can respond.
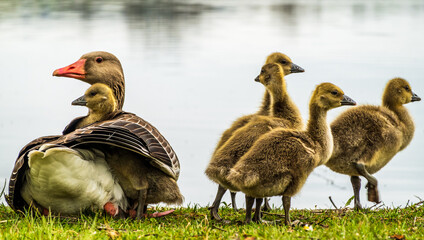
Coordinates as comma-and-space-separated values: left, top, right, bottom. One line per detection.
53, 51, 125, 110
382, 77, 421, 108
310, 83, 356, 110
72, 83, 118, 115
265, 52, 304, 75
255, 63, 286, 93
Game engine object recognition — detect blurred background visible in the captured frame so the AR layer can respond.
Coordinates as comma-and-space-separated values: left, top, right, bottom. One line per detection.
0, 0, 423, 210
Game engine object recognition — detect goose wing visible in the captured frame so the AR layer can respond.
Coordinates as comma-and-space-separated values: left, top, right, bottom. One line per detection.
7, 135, 62, 211
60, 112, 179, 179
7, 112, 180, 211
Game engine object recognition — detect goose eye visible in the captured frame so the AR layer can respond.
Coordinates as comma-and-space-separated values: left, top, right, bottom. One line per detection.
89, 91, 97, 97
404, 86, 410, 91
280, 60, 287, 64
331, 90, 338, 96
95, 57, 103, 63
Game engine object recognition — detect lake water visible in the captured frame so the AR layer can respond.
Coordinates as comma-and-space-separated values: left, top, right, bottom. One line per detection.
0, 0, 423, 210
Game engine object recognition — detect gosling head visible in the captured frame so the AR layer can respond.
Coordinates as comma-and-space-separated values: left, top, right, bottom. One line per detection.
72, 83, 118, 115
310, 83, 356, 110
382, 77, 421, 108
265, 52, 304, 75
53, 51, 125, 110
255, 63, 285, 91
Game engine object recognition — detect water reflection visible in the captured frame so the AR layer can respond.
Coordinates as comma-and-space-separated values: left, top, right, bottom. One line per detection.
0, 0, 423, 210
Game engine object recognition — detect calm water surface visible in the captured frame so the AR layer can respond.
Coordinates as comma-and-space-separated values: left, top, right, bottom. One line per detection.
0, 0, 423, 209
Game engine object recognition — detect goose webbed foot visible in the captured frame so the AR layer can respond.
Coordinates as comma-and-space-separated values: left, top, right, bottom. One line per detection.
350, 176, 363, 210
230, 191, 238, 211
209, 185, 227, 221
262, 198, 272, 212
104, 202, 119, 217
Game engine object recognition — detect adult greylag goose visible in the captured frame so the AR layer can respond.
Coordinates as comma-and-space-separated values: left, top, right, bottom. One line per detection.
227, 83, 356, 224
7, 51, 127, 212
326, 77, 420, 209
205, 62, 303, 221
7, 53, 181, 219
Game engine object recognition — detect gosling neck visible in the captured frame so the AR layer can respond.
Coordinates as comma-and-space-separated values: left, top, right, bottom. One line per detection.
269, 82, 303, 129
306, 103, 332, 165
256, 90, 271, 116
383, 102, 415, 150
77, 100, 117, 129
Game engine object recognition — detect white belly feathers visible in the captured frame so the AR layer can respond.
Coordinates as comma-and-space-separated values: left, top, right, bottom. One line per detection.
20, 144, 127, 215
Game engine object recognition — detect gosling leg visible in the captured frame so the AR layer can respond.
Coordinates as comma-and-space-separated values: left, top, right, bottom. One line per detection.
354, 163, 380, 203
136, 188, 148, 220
350, 176, 363, 210
209, 185, 227, 221
244, 196, 255, 224
253, 198, 263, 223
262, 198, 272, 211
282, 196, 291, 226
230, 191, 238, 211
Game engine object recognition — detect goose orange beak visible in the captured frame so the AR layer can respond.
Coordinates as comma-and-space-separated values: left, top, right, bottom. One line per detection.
53, 59, 86, 80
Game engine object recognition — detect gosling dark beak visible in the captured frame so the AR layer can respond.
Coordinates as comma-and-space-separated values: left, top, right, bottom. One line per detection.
341, 95, 356, 106
290, 63, 305, 73
411, 91, 421, 102
72, 95, 87, 106
255, 75, 260, 82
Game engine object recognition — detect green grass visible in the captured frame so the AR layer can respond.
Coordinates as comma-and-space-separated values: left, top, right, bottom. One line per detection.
0, 201, 423, 239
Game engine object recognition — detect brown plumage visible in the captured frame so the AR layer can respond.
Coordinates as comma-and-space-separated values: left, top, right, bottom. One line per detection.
326, 77, 421, 209
205, 60, 303, 221
227, 83, 356, 224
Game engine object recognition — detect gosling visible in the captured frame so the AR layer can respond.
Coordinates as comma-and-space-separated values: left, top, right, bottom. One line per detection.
206, 62, 303, 221
227, 83, 356, 224
326, 77, 420, 209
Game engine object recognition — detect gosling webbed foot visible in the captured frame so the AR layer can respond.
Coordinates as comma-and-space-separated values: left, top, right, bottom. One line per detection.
282, 196, 291, 226
354, 163, 380, 204
365, 182, 380, 203
350, 176, 363, 210
262, 198, 272, 212
252, 198, 263, 223
136, 189, 147, 220
209, 185, 227, 221
244, 196, 255, 224
230, 191, 238, 211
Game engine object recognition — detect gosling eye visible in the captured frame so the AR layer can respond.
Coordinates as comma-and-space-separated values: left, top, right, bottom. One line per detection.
404, 86, 410, 91
260, 69, 265, 74
95, 57, 103, 63
331, 90, 338, 96
89, 91, 97, 97
280, 60, 288, 65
